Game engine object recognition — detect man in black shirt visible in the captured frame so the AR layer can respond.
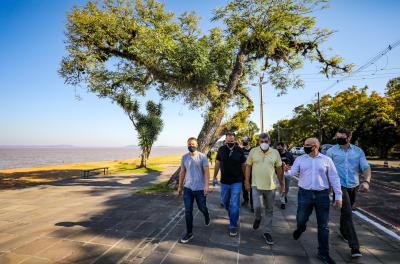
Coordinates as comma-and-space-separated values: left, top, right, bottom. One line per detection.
213, 131, 246, 237
241, 137, 253, 211
277, 142, 295, 209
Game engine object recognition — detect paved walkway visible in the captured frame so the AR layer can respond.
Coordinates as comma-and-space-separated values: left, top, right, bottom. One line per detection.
0, 168, 399, 263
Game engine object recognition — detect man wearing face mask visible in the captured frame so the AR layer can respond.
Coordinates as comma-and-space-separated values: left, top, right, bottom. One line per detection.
245, 133, 285, 245
178, 137, 211, 244
277, 142, 295, 209
326, 128, 371, 258
214, 131, 246, 237
291, 138, 342, 264
241, 136, 253, 210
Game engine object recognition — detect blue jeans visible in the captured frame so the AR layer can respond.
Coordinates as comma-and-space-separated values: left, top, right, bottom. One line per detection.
183, 187, 209, 234
221, 182, 242, 229
297, 188, 330, 257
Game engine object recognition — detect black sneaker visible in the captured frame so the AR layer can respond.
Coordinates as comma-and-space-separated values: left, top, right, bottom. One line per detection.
351, 248, 362, 258
280, 203, 286, 209
229, 228, 238, 237
317, 254, 336, 264
253, 218, 261, 230
293, 229, 302, 240
205, 215, 211, 226
180, 233, 193, 244
263, 233, 274, 245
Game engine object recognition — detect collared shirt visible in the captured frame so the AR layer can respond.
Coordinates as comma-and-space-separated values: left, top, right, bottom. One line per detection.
290, 153, 342, 200
326, 144, 370, 188
246, 147, 282, 190
181, 152, 209, 191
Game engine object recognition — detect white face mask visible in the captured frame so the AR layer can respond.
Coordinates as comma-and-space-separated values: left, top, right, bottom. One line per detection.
260, 143, 269, 150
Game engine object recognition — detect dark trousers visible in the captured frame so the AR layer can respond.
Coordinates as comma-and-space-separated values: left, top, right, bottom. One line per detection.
183, 187, 209, 234
340, 186, 360, 249
242, 182, 253, 208
297, 188, 330, 257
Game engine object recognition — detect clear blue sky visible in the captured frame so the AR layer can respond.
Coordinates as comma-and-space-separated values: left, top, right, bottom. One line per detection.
1, 0, 399, 147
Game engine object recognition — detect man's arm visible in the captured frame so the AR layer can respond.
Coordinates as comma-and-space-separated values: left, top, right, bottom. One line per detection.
327, 158, 342, 207
245, 164, 252, 191
204, 166, 210, 195
177, 165, 186, 196
275, 165, 285, 194
358, 149, 371, 192
213, 160, 220, 180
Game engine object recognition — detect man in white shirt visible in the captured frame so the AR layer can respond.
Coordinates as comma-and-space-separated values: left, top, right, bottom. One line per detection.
290, 138, 342, 264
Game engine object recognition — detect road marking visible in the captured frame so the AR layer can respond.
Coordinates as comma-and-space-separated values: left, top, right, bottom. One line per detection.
291, 176, 400, 241
353, 210, 400, 241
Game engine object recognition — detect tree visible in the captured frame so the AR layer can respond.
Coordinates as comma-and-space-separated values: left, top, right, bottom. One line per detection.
270, 83, 400, 158
59, 0, 350, 186
115, 93, 163, 168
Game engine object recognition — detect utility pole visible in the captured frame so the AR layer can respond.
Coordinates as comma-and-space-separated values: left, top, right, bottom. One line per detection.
259, 74, 264, 133
277, 125, 280, 143
252, 74, 267, 133
317, 92, 322, 143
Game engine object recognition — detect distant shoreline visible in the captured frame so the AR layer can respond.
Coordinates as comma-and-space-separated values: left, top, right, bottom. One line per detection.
0, 146, 186, 170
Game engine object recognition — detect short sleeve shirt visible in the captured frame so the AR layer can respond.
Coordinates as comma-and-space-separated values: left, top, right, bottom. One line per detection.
246, 147, 282, 190
216, 145, 246, 184
181, 152, 209, 191
326, 144, 370, 188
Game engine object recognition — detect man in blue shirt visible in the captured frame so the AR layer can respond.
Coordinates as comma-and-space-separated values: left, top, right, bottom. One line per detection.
326, 128, 371, 259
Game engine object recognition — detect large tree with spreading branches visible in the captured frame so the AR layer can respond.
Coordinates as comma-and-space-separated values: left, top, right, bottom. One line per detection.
60, 0, 351, 185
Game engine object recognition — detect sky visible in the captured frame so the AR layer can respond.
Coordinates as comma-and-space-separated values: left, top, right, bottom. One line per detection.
1, 0, 399, 147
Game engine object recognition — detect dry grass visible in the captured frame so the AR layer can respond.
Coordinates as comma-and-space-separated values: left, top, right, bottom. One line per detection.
0, 155, 182, 189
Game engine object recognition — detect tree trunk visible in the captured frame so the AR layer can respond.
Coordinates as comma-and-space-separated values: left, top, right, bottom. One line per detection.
168, 50, 247, 188
138, 147, 150, 168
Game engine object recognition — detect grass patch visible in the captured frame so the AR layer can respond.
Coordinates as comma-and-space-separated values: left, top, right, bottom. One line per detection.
110, 162, 163, 174
136, 180, 174, 194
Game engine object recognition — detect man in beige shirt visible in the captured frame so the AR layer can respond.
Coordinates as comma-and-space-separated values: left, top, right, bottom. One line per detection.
245, 133, 285, 245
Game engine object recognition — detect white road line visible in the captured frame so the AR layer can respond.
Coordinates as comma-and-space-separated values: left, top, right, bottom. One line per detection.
353, 211, 400, 241
291, 175, 400, 241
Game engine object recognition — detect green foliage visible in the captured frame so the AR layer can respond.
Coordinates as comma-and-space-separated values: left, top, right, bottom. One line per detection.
60, 0, 351, 156
270, 78, 400, 157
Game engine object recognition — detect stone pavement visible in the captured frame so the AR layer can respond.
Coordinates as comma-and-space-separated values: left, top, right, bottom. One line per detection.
0, 167, 399, 264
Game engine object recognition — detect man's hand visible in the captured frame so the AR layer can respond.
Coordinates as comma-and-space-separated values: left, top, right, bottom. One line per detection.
359, 182, 370, 193
177, 188, 183, 197
204, 185, 209, 196
333, 200, 342, 209
283, 164, 291, 172
245, 180, 251, 192
280, 185, 285, 195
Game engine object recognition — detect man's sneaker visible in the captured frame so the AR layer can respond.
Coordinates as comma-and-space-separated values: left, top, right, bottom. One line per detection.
280, 203, 286, 209
351, 248, 362, 258
263, 233, 274, 245
205, 215, 211, 226
318, 254, 336, 264
253, 218, 261, 230
339, 229, 348, 243
229, 228, 238, 237
293, 229, 302, 240
180, 233, 193, 244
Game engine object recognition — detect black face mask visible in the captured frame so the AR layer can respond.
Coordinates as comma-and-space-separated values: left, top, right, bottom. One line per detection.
337, 138, 348, 145
243, 142, 248, 146
188, 146, 197, 153
277, 148, 284, 154
304, 146, 313, 154
227, 143, 235, 148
